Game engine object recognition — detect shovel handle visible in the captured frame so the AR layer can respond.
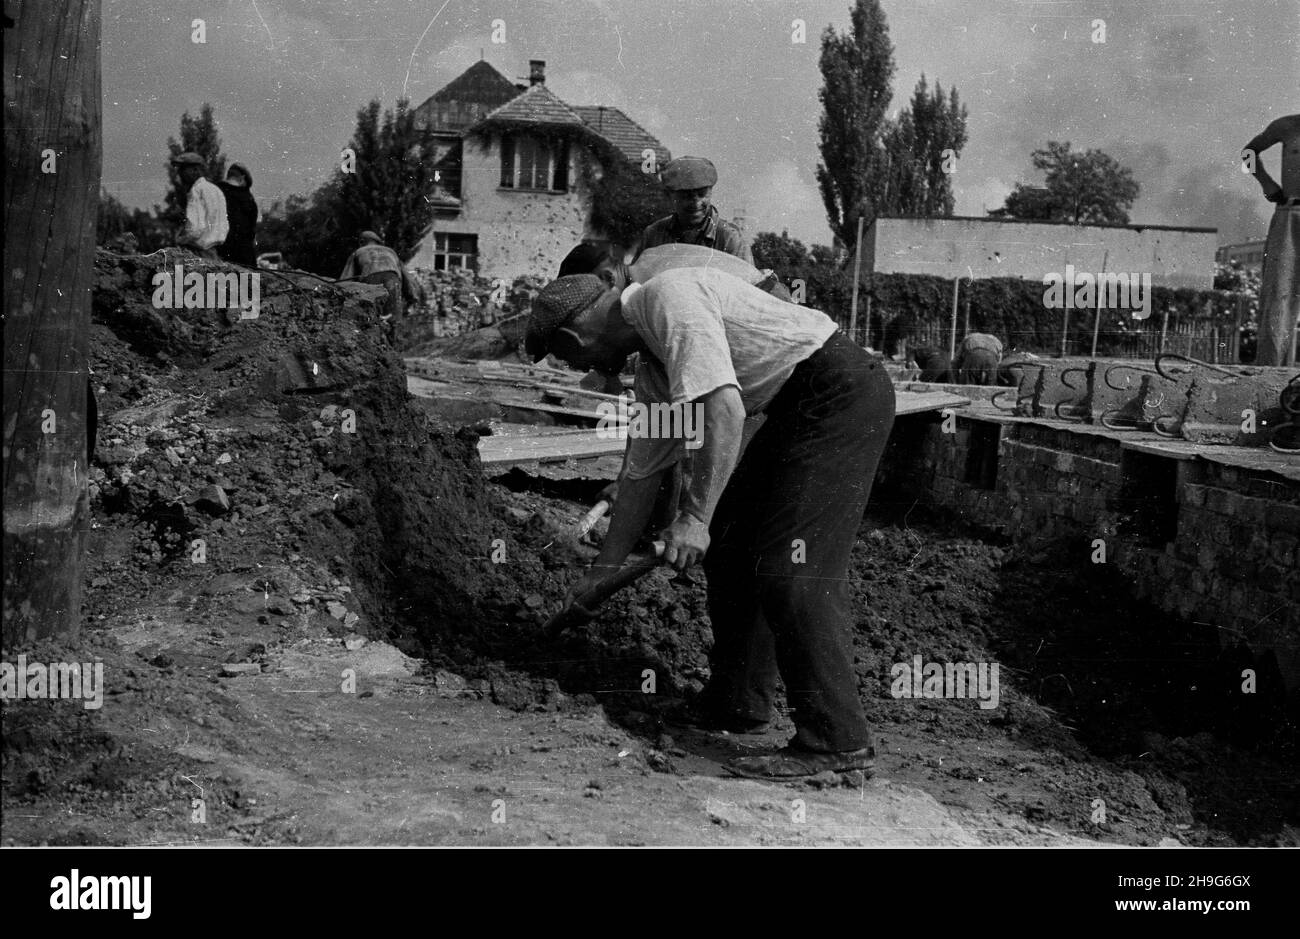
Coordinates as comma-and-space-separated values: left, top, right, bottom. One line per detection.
571, 541, 665, 608
575, 499, 611, 538
544, 541, 666, 637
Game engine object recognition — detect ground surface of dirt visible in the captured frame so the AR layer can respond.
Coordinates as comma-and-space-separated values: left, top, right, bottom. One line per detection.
3, 252, 1295, 846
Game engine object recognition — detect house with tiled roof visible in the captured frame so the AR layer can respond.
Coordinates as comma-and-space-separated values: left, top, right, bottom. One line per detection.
407, 59, 671, 280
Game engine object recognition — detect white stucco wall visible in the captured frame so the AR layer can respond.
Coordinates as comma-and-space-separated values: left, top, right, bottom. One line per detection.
408, 133, 594, 281
865, 216, 1218, 289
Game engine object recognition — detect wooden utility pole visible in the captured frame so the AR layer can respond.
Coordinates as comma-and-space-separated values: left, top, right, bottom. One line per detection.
3, 1, 101, 644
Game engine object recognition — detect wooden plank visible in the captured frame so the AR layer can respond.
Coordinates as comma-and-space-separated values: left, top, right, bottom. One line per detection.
894, 391, 971, 416
475, 359, 578, 382
506, 400, 624, 422
478, 430, 627, 465
406, 374, 457, 396
481, 392, 970, 468
3, 0, 100, 643
474, 374, 628, 403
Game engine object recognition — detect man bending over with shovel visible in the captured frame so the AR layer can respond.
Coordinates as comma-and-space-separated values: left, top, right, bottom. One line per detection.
526, 269, 895, 779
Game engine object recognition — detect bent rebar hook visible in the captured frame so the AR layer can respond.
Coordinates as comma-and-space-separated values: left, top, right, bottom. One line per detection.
1269, 375, 1300, 453
1054, 366, 1090, 421
1154, 352, 1244, 381
1104, 362, 1160, 391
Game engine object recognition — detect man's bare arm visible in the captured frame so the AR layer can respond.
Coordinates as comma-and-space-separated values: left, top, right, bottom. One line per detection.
593, 470, 666, 570
679, 384, 745, 526
1245, 120, 1283, 199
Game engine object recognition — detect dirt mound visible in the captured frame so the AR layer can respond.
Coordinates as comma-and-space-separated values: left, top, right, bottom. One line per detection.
85, 249, 530, 647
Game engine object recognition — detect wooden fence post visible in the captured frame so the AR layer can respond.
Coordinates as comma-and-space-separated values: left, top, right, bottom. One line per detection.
3, 1, 101, 643
1232, 293, 1244, 363
949, 277, 960, 360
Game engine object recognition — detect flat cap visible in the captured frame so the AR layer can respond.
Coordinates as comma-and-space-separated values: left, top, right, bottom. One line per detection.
526, 275, 608, 362
660, 156, 717, 190
359, 231, 382, 244
171, 151, 205, 166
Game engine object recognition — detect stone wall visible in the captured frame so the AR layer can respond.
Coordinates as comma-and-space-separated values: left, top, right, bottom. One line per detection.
879, 411, 1300, 687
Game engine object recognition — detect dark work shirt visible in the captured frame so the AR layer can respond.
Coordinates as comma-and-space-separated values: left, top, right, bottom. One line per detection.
641, 204, 753, 264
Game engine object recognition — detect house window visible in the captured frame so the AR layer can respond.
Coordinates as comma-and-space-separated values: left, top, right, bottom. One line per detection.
499, 134, 569, 191
432, 232, 477, 271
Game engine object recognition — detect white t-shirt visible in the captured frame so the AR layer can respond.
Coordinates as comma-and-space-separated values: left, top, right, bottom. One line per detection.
620, 267, 836, 479
183, 177, 229, 249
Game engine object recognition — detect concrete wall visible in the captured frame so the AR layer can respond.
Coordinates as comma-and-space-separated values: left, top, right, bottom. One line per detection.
879, 413, 1300, 689
408, 133, 594, 281
866, 216, 1218, 289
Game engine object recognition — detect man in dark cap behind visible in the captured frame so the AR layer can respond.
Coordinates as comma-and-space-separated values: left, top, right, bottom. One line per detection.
527, 269, 895, 779
642, 156, 753, 264
339, 230, 426, 320
216, 163, 260, 267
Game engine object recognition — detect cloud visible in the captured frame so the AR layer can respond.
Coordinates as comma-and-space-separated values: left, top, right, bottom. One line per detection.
738, 158, 827, 245
1160, 163, 1269, 243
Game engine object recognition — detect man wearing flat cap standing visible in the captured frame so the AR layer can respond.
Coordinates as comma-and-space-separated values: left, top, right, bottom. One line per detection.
526, 269, 895, 779
642, 157, 753, 265
171, 151, 228, 259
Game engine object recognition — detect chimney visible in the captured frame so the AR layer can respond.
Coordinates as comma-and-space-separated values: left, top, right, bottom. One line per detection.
529, 60, 545, 86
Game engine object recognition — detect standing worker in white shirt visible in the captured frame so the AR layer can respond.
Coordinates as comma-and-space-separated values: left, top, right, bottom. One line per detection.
171, 152, 228, 259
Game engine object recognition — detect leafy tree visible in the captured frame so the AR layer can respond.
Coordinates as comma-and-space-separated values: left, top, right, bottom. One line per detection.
96, 189, 169, 251
257, 183, 353, 276
333, 98, 440, 258
587, 156, 673, 248
995, 141, 1140, 224
815, 0, 896, 247
752, 230, 851, 318
752, 230, 811, 273
816, 2, 969, 250
163, 103, 228, 231
878, 76, 969, 217
258, 98, 441, 275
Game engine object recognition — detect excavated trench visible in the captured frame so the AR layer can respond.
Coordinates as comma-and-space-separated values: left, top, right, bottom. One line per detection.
7, 253, 1294, 845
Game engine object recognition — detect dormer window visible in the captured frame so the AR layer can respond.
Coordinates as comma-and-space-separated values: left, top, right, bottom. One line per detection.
500, 134, 569, 192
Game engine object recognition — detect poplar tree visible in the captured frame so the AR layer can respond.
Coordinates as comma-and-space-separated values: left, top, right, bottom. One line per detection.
334, 98, 440, 258
815, 0, 896, 247
879, 76, 969, 217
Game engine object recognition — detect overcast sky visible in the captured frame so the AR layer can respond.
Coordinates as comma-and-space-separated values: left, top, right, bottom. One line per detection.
102, 0, 1298, 246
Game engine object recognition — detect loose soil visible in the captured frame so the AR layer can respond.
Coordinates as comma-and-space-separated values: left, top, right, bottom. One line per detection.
3, 251, 1295, 846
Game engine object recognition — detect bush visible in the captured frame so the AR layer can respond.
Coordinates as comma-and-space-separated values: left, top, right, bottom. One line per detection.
871, 272, 1249, 359
753, 228, 1253, 359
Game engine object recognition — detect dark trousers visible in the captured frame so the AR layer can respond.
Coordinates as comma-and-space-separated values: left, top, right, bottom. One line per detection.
216, 239, 257, 267
700, 332, 895, 752
360, 271, 402, 318
957, 348, 999, 385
